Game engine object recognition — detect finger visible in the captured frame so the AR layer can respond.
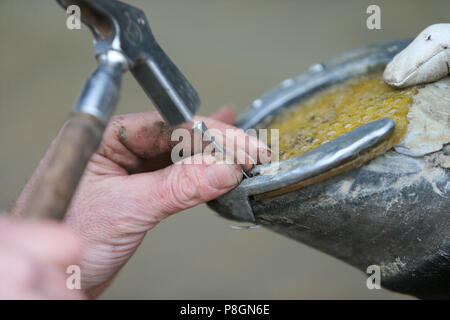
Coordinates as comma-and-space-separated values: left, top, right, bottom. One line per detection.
112, 153, 243, 228
98, 111, 271, 173
207, 127, 272, 166
38, 263, 85, 300
0, 249, 84, 300
205, 129, 256, 172
0, 249, 41, 296
189, 119, 272, 167
94, 112, 169, 174
0, 218, 82, 269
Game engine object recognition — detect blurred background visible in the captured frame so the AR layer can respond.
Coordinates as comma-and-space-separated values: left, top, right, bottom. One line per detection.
1, 0, 448, 299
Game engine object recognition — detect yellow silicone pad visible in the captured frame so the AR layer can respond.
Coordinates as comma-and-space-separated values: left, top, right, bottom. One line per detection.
266, 72, 417, 161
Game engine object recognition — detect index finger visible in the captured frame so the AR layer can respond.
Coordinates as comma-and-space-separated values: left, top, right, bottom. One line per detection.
98, 107, 270, 173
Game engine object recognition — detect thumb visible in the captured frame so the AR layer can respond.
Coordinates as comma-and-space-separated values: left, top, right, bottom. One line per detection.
118, 153, 243, 224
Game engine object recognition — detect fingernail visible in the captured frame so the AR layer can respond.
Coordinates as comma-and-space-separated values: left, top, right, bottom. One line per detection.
258, 147, 272, 164
241, 152, 256, 172
205, 162, 242, 189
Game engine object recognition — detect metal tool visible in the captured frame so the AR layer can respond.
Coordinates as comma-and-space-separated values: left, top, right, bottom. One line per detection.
61, 0, 200, 126
192, 121, 227, 154
22, 0, 202, 220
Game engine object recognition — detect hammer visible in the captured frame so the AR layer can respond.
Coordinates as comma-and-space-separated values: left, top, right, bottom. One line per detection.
22, 0, 203, 220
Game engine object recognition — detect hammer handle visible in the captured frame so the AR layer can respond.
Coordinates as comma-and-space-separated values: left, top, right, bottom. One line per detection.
21, 52, 124, 220
22, 113, 105, 220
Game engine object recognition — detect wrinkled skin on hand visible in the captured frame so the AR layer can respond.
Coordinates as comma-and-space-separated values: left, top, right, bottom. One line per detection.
13, 107, 270, 297
0, 218, 84, 299
383, 23, 450, 88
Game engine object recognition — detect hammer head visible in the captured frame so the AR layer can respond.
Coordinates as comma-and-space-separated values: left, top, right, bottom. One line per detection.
58, 0, 200, 126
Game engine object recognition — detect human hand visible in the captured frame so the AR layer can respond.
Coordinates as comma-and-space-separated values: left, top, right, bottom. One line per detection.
0, 217, 83, 299
14, 107, 270, 297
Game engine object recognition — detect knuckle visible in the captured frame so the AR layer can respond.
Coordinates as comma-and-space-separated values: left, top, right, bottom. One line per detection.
108, 115, 124, 136
169, 164, 206, 210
